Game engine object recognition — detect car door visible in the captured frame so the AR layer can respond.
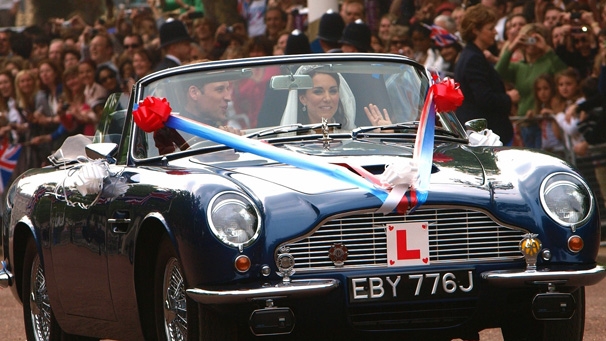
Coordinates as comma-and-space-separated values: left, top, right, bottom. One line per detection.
48, 93, 128, 320
49, 176, 116, 320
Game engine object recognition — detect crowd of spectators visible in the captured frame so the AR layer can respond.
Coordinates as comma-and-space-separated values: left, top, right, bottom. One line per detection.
0, 0, 604, 202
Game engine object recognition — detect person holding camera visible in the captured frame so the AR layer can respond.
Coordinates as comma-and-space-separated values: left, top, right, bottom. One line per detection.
495, 23, 567, 148
555, 9, 600, 80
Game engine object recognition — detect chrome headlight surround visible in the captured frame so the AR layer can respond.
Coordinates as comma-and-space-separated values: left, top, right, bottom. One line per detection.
539, 172, 594, 228
207, 191, 261, 248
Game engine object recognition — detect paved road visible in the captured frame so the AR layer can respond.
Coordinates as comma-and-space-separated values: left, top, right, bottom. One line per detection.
1, 257, 606, 340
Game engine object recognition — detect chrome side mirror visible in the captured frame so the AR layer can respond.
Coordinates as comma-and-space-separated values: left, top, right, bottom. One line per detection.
464, 119, 487, 133
86, 143, 118, 163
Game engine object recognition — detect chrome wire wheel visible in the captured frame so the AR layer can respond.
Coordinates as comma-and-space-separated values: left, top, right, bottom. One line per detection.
162, 257, 188, 341
29, 254, 52, 341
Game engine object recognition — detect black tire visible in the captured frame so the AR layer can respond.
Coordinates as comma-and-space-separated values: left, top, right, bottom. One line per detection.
154, 237, 237, 340
154, 237, 200, 341
542, 287, 585, 341
22, 238, 63, 341
501, 287, 585, 341
22, 238, 99, 341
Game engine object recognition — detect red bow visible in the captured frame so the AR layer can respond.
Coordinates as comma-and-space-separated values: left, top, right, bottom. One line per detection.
432, 78, 463, 113
133, 96, 172, 132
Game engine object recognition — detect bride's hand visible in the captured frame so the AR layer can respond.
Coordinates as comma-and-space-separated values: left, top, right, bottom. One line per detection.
364, 103, 392, 126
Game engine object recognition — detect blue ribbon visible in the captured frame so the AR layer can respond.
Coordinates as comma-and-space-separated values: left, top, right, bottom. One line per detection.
166, 115, 388, 201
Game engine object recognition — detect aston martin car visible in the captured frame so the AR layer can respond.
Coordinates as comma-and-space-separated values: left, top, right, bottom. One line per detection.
2, 54, 604, 340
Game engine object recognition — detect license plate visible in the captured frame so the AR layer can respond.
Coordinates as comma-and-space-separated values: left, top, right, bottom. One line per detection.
349, 270, 475, 303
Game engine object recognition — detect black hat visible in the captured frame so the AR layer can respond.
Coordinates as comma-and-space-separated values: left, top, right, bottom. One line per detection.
285, 29, 311, 55
340, 19, 371, 52
317, 10, 345, 44
159, 19, 193, 48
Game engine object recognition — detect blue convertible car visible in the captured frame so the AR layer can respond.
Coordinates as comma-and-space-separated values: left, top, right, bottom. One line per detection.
1, 54, 604, 340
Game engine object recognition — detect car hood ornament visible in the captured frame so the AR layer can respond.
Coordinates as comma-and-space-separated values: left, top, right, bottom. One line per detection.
321, 117, 332, 150
276, 246, 295, 284
520, 233, 542, 271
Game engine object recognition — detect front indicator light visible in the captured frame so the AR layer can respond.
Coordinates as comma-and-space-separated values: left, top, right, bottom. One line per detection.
235, 255, 251, 272
568, 235, 583, 253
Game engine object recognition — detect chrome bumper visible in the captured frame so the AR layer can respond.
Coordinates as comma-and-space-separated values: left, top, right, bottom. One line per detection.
481, 265, 606, 287
0, 260, 13, 288
187, 279, 339, 305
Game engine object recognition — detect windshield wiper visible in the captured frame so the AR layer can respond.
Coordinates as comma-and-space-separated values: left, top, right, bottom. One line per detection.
246, 122, 342, 138
351, 122, 462, 139
351, 122, 419, 138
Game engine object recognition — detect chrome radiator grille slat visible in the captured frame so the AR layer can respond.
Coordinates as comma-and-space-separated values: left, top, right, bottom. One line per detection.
286, 207, 526, 271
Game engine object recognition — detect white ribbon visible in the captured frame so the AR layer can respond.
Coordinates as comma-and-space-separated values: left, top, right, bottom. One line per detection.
468, 129, 503, 146
73, 160, 110, 196
380, 159, 418, 189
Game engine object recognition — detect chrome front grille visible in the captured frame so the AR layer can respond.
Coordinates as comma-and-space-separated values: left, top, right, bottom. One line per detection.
285, 207, 526, 272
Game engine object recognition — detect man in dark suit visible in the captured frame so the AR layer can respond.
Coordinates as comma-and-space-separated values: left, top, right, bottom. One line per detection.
154, 19, 193, 72
154, 78, 241, 154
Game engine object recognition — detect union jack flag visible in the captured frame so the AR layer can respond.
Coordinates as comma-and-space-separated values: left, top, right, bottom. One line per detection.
422, 23, 458, 47
0, 138, 21, 193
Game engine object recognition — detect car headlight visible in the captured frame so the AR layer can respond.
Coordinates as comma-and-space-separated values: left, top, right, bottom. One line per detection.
208, 191, 261, 248
540, 172, 594, 228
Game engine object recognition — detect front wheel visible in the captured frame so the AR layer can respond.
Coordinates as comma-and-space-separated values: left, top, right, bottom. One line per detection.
542, 287, 585, 341
501, 287, 585, 341
154, 237, 236, 340
154, 237, 199, 341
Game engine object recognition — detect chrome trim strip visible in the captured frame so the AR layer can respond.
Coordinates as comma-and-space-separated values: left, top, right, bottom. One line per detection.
186, 279, 339, 304
481, 265, 606, 287
0, 260, 13, 288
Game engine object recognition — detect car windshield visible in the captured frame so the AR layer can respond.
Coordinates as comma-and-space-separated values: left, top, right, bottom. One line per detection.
131, 57, 461, 159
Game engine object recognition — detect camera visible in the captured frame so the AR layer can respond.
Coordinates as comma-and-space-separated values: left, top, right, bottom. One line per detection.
571, 26, 589, 34
226, 26, 234, 33
526, 37, 536, 45
571, 11, 581, 21
290, 6, 308, 16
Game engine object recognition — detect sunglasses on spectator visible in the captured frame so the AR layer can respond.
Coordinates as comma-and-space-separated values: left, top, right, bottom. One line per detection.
99, 74, 116, 83
124, 43, 140, 49
390, 39, 406, 46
